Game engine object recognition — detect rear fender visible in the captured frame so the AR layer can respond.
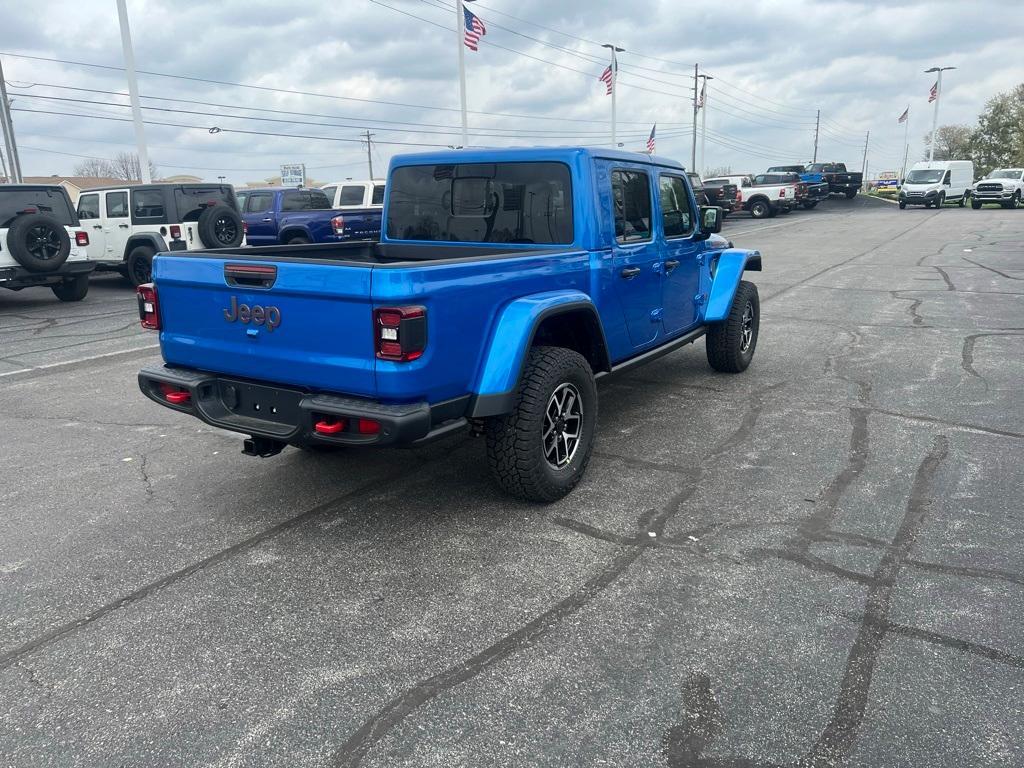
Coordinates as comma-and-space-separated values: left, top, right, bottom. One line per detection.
705, 249, 761, 322
469, 290, 604, 418
125, 233, 168, 257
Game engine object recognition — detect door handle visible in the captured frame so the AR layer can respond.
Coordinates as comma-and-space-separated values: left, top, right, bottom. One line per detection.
261, 218, 273, 223
620, 266, 641, 279
118, 223, 130, 229
665, 259, 680, 273
92, 225, 102, 230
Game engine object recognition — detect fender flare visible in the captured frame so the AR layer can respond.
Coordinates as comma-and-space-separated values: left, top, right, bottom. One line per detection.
124, 233, 168, 259
705, 249, 762, 323
468, 290, 608, 418
278, 226, 312, 243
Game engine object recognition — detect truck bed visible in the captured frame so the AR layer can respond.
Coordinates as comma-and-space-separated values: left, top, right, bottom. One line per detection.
166, 240, 565, 266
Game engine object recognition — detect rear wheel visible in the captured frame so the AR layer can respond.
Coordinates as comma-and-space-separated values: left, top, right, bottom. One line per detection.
749, 200, 770, 219
485, 346, 597, 502
937, 192, 946, 208
802, 201, 819, 210
127, 245, 155, 287
286, 235, 310, 245
706, 281, 759, 373
51, 275, 90, 302
845, 190, 858, 199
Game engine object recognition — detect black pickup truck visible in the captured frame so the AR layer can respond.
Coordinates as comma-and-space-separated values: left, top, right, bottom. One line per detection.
765, 165, 830, 209
690, 173, 740, 216
806, 162, 863, 199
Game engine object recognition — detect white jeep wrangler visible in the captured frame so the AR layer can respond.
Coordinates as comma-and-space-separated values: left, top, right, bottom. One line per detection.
0, 185, 95, 302
75, 183, 243, 286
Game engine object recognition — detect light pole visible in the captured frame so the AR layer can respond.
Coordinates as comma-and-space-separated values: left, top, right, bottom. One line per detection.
217, 175, 226, 184
455, 0, 479, 147
925, 66, 955, 163
602, 44, 624, 147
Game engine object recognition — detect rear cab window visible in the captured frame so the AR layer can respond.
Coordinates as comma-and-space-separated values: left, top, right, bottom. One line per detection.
338, 185, 365, 206
386, 162, 573, 244
282, 190, 333, 211
612, 169, 653, 243
0, 187, 77, 228
173, 185, 236, 221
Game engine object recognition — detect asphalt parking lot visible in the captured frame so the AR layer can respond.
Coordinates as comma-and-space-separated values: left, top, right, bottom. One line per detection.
1, 196, 1021, 767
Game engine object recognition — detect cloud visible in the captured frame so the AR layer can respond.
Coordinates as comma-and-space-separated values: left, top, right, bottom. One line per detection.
2, 0, 1021, 182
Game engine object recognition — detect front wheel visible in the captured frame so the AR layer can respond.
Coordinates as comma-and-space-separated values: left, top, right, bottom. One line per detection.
485, 346, 597, 502
971, 199, 982, 210
937, 192, 946, 208
1010, 192, 1021, 209
845, 190, 858, 199
958, 193, 967, 207
899, 200, 907, 209
51, 275, 90, 302
706, 281, 759, 373
286, 235, 311, 245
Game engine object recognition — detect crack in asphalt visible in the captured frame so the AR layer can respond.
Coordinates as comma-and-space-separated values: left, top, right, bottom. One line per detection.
961, 256, 1023, 281
661, 436, 950, 767
889, 291, 926, 326
960, 331, 1024, 389
932, 266, 955, 291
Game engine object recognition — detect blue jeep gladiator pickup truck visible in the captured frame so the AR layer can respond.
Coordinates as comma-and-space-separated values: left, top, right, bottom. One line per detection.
137, 147, 762, 501
235, 187, 382, 246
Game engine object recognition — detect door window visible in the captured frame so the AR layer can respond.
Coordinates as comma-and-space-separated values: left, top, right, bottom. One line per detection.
77, 194, 100, 220
105, 191, 129, 217
658, 175, 694, 238
612, 170, 652, 243
246, 193, 273, 213
338, 185, 365, 206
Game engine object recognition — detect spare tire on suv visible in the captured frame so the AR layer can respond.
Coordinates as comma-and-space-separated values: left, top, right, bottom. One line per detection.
197, 204, 244, 248
6, 214, 71, 272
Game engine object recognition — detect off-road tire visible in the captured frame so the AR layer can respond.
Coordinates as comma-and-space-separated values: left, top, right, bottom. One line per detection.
845, 190, 858, 199
127, 245, 155, 287
5, 214, 71, 272
749, 200, 770, 219
51, 275, 90, 302
197, 204, 244, 248
485, 346, 597, 503
706, 280, 759, 373
803, 201, 819, 210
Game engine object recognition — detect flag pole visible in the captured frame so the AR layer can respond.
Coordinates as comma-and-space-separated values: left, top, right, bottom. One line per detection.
925, 65, 955, 163
900, 106, 910, 181
602, 44, 622, 147
456, 0, 469, 147
116, 0, 151, 183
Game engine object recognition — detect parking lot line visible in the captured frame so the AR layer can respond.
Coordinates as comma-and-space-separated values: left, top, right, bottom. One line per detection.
0, 343, 159, 379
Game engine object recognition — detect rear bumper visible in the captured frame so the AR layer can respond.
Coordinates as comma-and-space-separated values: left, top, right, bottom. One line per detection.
138, 365, 468, 448
0, 260, 95, 288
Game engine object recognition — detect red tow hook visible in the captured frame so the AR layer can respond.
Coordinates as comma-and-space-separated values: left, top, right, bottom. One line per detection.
315, 419, 346, 435
159, 383, 191, 404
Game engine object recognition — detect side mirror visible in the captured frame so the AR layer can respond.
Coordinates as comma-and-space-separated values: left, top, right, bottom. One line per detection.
697, 206, 722, 238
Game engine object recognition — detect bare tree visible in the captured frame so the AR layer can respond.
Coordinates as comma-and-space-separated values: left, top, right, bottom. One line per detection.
107, 151, 158, 181
72, 157, 115, 178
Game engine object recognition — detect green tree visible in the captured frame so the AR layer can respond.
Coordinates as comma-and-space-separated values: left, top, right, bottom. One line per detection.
972, 83, 1024, 175
922, 124, 974, 162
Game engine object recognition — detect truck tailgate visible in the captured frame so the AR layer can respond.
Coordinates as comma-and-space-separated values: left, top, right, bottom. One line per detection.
154, 255, 375, 396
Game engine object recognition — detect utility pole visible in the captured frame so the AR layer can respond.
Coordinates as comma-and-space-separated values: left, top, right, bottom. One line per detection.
899, 106, 910, 182
698, 74, 712, 175
861, 131, 870, 190
602, 44, 623, 147
925, 65, 955, 163
0, 56, 23, 183
116, 0, 152, 183
812, 109, 820, 163
364, 130, 375, 179
691, 63, 699, 170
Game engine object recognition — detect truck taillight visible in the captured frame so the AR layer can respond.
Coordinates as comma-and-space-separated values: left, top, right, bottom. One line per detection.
170, 224, 181, 239
75, 231, 89, 246
736, 189, 742, 203
243, 221, 248, 235
331, 215, 346, 235
137, 283, 160, 330
374, 306, 426, 362
779, 188, 786, 197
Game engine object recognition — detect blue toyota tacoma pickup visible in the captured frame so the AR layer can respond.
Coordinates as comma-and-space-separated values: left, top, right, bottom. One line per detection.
138, 147, 762, 501
235, 187, 382, 246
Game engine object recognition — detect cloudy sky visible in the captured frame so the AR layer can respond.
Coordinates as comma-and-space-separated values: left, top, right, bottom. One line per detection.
2, 0, 1022, 185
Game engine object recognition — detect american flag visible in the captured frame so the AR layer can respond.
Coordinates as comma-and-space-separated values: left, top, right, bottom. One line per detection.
463, 7, 486, 51
696, 80, 705, 108
599, 64, 614, 95
928, 81, 938, 103
897, 107, 908, 123
646, 124, 656, 153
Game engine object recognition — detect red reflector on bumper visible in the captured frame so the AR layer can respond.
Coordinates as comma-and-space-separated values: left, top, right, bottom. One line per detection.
315, 419, 346, 435
165, 391, 191, 404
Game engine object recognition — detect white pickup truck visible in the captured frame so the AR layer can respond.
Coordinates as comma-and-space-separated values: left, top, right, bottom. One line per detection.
972, 168, 1024, 209
320, 180, 385, 209
704, 174, 797, 219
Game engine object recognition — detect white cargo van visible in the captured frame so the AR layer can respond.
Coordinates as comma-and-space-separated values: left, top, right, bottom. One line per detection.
899, 161, 974, 209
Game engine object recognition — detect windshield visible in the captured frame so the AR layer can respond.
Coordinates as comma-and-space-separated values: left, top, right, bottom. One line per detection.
386, 162, 573, 244
906, 170, 944, 184
0, 187, 77, 228
987, 169, 1023, 179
